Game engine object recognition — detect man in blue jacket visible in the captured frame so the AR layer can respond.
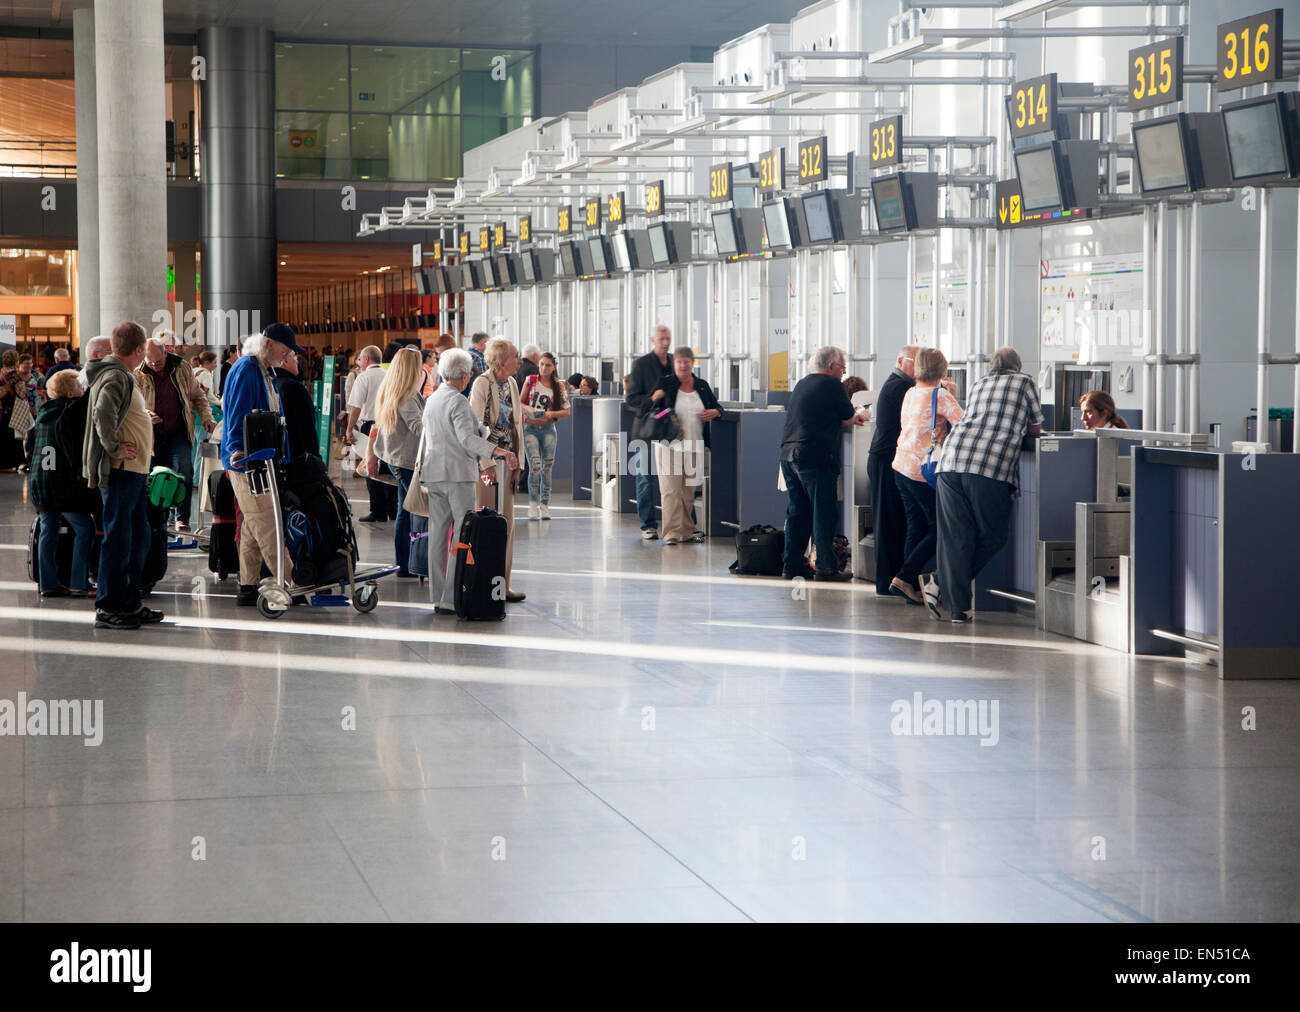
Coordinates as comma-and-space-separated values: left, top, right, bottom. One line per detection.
221, 323, 303, 605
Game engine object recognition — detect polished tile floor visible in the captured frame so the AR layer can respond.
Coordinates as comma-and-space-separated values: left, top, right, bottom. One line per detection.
1, 467, 1297, 922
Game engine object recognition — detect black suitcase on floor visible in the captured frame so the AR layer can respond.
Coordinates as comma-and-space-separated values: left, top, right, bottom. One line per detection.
27, 514, 102, 588
207, 470, 239, 580
729, 524, 785, 576
452, 507, 508, 621
140, 503, 169, 594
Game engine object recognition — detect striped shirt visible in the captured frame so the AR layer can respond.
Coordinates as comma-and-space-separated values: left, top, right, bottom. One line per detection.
938, 370, 1043, 488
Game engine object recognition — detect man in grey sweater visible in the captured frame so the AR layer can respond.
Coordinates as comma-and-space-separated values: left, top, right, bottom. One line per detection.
82, 321, 162, 630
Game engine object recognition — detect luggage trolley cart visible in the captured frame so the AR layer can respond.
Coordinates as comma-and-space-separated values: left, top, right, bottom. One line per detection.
238, 445, 399, 619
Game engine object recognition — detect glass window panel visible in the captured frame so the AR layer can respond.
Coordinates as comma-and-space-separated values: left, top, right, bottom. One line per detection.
276, 111, 351, 179
275, 43, 349, 110
351, 45, 460, 115
460, 50, 535, 118
349, 113, 391, 179
390, 115, 460, 181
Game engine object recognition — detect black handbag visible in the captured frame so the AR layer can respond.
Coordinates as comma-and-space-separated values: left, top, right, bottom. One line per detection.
631, 402, 682, 444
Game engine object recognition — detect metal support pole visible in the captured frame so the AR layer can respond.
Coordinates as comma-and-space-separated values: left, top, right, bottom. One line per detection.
1141, 205, 1155, 427
868, 243, 879, 389
847, 244, 860, 376
1189, 199, 1201, 435
1174, 204, 1187, 432
1154, 201, 1167, 431
1294, 193, 1300, 451
906, 236, 916, 346
1257, 187, 1272, 446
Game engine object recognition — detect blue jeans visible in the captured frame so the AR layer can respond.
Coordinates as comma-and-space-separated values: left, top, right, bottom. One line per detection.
158, 429, 195, 524
523, 424, 557, 505
37, 510, 94, 592
97, 468, 150, 615
781, 461, 839, 576
394, 466, 414, 573
629, 439, 655, 528
895, 473, 938, 586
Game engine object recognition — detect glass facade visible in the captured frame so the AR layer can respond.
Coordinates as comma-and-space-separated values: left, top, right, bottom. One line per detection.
0, 248, 72, 297
275, 43, 535, 182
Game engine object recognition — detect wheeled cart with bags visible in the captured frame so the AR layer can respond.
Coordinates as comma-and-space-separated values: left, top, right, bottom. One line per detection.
237, 409, 398, 620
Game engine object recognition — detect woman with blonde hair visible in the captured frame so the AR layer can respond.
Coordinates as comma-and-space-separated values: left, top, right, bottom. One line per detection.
469, 336, 525, 602
366, 346, 426, 576
889, 346, 963, 604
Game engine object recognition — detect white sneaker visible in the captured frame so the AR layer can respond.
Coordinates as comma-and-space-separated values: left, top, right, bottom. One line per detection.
540, 504, 551, 520
528, 504, 540, 521
920, 573, 943, 621
641, 529, 659, 541
663, 537, 681, 546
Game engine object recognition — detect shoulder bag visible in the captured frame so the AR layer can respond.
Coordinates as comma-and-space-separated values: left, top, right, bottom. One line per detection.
920, 387, 941, 488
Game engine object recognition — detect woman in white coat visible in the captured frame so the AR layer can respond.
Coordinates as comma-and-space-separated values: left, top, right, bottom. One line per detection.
419, 348, 517, 614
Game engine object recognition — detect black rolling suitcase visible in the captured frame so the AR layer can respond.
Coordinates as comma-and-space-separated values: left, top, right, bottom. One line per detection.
451, 460, 508, 620
207, 470, 239, 580
140, 503, 169, 594
729, 524, 785, 576
452, 507, 508, 620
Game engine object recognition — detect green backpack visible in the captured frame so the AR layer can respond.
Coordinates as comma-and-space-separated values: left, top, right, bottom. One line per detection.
147, 466, 188, 509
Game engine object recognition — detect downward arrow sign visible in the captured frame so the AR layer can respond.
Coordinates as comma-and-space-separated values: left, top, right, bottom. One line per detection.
999, 198, 1008, 224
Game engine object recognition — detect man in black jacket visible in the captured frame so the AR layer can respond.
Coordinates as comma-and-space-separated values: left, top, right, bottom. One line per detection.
779, 346, 865, 581
866, 345, 918, 595
272, 349, 321, 462
623, 325, 673, 539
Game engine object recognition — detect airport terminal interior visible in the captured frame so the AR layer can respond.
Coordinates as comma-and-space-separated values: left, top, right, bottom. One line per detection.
1, 0, 1299, 923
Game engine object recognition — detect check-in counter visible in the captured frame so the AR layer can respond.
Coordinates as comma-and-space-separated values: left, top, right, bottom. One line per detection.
707, 409, 787, 536
568, 396, 594, 501
1132, 447, 1300, 679
972, 443, 1043, 612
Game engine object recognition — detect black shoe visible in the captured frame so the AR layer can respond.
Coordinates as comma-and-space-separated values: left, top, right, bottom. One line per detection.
357, 513, 388, 523
813, 571, 853, 582
133, 606, 164, 624
95, 610, 141, 630
433, 605, 458, 616
505, 590, 526, 603
951, 611, 973, 624
236, 585, 258, 606
40, 587, 70, 598
396, 569, 416, 579
782, 567, 815, 581
292, 595, 309, 606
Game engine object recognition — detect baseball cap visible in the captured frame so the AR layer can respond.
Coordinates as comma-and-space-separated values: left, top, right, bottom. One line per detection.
263, 322, 306, 355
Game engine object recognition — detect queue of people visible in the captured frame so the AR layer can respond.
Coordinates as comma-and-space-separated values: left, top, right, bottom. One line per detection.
9, 317, 1123, 633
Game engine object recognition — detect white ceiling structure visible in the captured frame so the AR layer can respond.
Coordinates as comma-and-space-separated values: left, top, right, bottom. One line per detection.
1, 0, 817, 48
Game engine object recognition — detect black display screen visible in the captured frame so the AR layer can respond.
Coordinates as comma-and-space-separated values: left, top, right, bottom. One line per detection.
1015, 146, 1063, 211
802, 191, 836, 243
1134, 120, 1189, 192
872, 177, 907, 231
712, 210, 739, 256
1223, 98, 1290, 180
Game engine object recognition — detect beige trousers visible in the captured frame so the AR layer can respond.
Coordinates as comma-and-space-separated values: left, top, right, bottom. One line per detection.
475, 470, 517, 589
654, 443, 698, 542
228, 469, 295, 587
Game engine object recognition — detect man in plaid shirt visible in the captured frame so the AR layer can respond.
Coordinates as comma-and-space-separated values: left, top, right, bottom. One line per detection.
922, 347, 1043, 623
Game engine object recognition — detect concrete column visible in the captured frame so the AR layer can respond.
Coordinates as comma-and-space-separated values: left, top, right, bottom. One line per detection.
73, 7, 98, 347
94, 0, 168, 337
198, 27, 275, 350
172, 243, 198, 341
